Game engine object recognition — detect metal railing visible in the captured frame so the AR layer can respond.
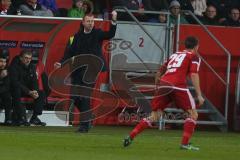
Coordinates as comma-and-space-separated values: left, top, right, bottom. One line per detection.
114, 7, 172, 71
0, 14, 104, 21
236, 61, 240, 108
233, 61, 240, 131
175, 11, 231, 121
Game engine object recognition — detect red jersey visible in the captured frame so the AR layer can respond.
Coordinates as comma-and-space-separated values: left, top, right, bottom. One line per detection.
160, 50, 201, 88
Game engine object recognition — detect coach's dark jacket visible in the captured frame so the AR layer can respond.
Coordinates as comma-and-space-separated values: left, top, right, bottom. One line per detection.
9, 55, 38, 94
60, 22, 117, 81
58, 22, 116, 129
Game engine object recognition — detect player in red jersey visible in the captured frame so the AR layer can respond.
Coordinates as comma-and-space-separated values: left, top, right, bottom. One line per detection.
123, 36, 205, 150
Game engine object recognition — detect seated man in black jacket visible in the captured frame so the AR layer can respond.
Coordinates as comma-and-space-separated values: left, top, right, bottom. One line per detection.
0, 48, 12, 125
9, 49, 46, 126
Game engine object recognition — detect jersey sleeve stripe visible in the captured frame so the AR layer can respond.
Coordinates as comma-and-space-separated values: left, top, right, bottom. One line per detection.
192, 58, 201, 72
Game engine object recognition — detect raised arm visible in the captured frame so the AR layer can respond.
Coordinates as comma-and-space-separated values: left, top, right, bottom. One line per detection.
99, 11, 117, 40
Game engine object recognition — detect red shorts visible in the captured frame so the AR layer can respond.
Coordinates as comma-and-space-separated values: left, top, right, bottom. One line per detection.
151, 87, 196, 111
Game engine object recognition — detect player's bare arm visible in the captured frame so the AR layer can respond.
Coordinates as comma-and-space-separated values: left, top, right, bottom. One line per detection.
154, 65, 167, 85
190, 73, 205, 106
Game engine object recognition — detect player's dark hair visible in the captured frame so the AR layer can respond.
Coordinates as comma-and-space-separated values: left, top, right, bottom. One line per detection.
184, 36, 199, 49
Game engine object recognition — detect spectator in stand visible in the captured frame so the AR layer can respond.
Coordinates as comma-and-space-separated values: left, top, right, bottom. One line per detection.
179, 0, 207, 24
0, 0, 11, 15
190, 0, 207, 17
91, 0, 107, 18
158, 10, 167, 23
221, 7, 240, 27
200, 5, 219, 26
207, 0, 240, 20
0, 48, 12, 125
7, 0, 24, 15
68, 0, 93, 18
177, 0, 207, 17
82, 0, 93, 14
37, 0, 58, 15
19, 0, 53, 16
143, 0, 169, 22
169, 0, 189, 24
9, 49, 46, 126
179, 0, 194, 13
112, 0, 147, 21
143, 0, 168, 11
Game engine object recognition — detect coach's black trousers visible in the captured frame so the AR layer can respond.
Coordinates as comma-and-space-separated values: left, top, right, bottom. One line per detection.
71, 67, 96, 130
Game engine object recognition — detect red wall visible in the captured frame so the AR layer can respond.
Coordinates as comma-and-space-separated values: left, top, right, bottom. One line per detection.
179, 24, 240, 125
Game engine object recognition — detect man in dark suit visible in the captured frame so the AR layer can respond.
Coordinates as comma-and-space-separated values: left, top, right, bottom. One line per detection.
54, 11, 117, 132
9, 49, 46, 126
0, 48, 12, 125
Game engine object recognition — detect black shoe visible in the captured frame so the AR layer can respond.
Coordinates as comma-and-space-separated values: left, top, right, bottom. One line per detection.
30, 117, 46, 126
4, 120, 13, 126
76, 127, 89, 133
123, 136, 133, 147
15, 120, 30, 126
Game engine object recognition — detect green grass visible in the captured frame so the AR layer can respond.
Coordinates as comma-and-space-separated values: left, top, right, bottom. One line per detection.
0, 126, 239, 160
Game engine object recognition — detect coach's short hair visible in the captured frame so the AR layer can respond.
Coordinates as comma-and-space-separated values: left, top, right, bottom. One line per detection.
83, 13, 94, 21
184, 36, 199, 49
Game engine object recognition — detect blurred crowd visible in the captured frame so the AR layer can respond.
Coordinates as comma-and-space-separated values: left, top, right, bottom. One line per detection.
0, 0, 240, 26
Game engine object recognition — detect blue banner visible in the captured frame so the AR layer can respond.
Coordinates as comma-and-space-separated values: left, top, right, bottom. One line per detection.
20, 41, 45, 49
0, 40, 18, 48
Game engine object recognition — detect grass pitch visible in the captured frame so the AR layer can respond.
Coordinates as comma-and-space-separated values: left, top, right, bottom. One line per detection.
0, 126, 239, 160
